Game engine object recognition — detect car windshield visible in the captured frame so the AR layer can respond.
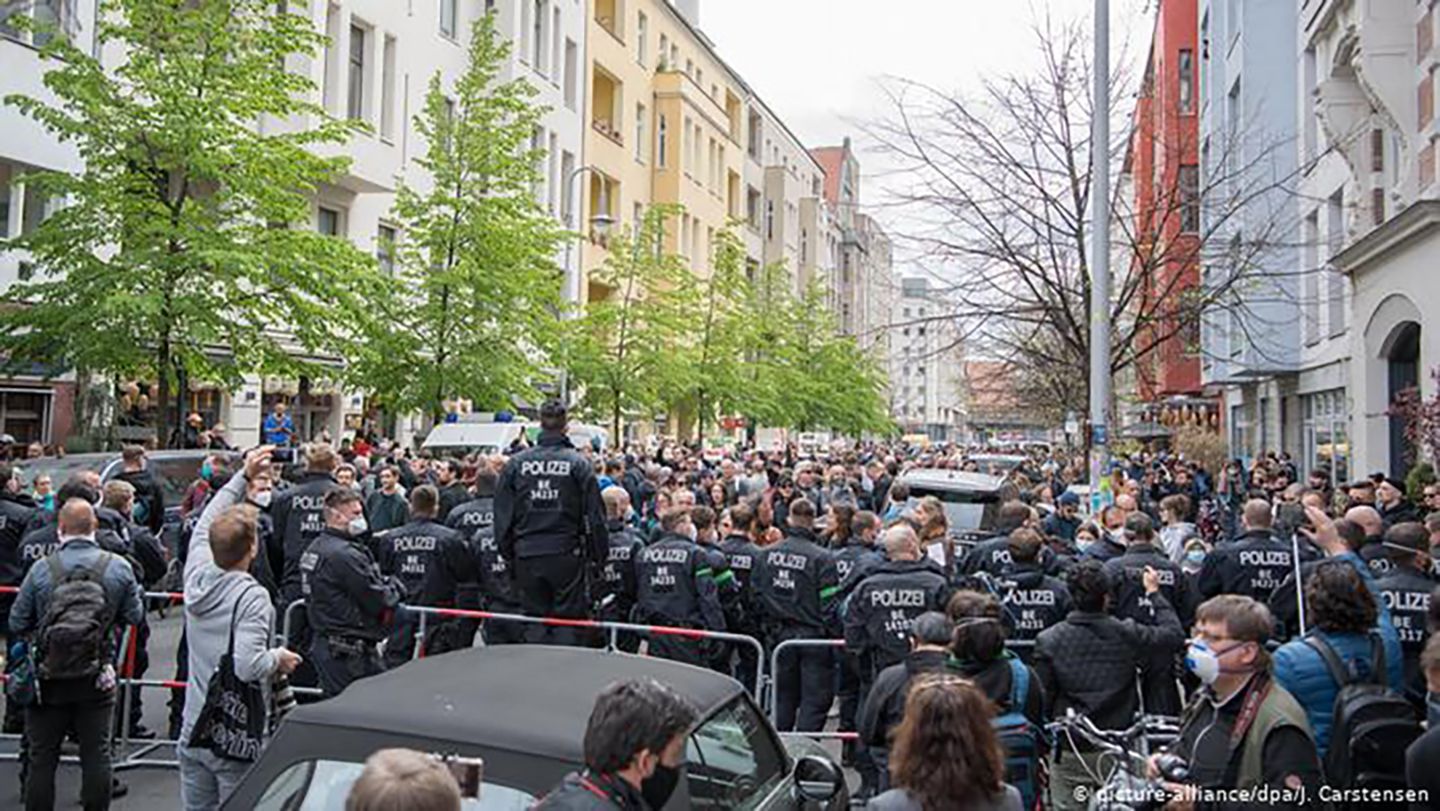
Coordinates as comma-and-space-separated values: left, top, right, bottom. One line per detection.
905, 486, 1000, 533
14, 455, 109, 495
685, 695, 788, 810
254, 759, 534, 811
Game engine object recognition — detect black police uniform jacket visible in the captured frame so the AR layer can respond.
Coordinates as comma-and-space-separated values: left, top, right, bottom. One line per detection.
632, 532, 725, 631
961, 532, 1063, 578
0, 491, 37, 623
843, 558, 952, 672
114, 467, 166, 536
600, 519, 645, 621
535, 771, 647, 811
271, 471, 341, 600
1197, 529, 1293, 604
445, 494, 496, 536
374, 519, 476, 608
995, 562, 1072, 648
719, 532, 762, 632
299, 528, 404, 641
751, 526, 840, 638
1375, 565, 1435, 703
1103, 542, 1196, 628
494, 431, 608, 564
469, 525, 522, 611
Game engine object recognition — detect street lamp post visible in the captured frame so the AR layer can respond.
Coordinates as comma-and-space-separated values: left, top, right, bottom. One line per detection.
1089, 0, 1112, 513
558, 164, 612, 405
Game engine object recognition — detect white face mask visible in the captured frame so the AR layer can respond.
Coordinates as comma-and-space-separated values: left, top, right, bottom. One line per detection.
250, 490, 273, 509
347, 515, 369, 537
1185, 639, 1247, 686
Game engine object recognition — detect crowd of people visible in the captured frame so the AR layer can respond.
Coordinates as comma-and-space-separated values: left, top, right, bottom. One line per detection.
2, 398, 1440, 810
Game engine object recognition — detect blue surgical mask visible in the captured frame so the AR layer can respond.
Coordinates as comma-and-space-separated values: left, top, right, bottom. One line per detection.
1185, 549, 1206, 566
200, 462, 214, 479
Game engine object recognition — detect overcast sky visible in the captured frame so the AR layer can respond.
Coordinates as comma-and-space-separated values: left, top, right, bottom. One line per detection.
700, 0, 1155, 277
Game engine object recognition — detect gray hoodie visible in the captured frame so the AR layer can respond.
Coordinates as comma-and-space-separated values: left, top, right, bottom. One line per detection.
181, 471, 279, 747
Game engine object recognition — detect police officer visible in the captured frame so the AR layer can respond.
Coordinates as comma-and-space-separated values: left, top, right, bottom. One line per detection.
0, 462, 36, 734
469, 518, 526, 645
961, 501, 1056, 578
374, 485, 476, 668
270, 443, 341, 694
1103, 513, 1192, 716
719, 502, 764, 692
632, 508, 725, 666
845, 523, 951, 682
446, 466, 496, 536
600, 485, 645, 652
446, 466, 497, 645
1198, 499, 1294, 604
834, 510, 884, 596
299, 488, 403, 697
752, 498, 839, 732
494, 400, 608, 646
1374, 521, 1435, 707
994, 527, 1071, 661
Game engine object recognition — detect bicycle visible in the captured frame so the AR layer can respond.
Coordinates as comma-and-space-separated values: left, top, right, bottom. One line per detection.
1045, 710, 1187, 811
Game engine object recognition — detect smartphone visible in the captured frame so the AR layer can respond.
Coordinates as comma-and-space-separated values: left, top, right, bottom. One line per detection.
271, 447, 295, 464
438, 755, 484, 799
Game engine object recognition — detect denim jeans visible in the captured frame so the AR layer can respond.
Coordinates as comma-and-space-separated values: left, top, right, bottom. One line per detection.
178, 745, 250, 811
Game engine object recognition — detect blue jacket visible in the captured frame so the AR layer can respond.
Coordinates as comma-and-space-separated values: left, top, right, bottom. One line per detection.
1272, 552, 1403, 757
10, 536, 145, 640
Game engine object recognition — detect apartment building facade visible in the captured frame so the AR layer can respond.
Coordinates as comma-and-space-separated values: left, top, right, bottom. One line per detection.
1128, 0, 1204, 410
1195, 0, 1306, 470
1, 0, 588, 447
1317, 0, 1439, 480
890, 276, 963, 441
810, 139, 894, 362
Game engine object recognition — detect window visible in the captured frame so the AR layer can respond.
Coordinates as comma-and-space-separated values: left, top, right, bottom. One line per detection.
1302, 390, 1350, 490
682, 117, 692, 174
637, 12, 647, 66
1178, 49, 1194, 113
0, 166, 10, 239
376, 225, 396, 275
1178, 165, 1199, 233
1, 0, 65, 47
439, 0, 457, 39
635, 103, 647, 163
765, 200, 774, 240
560, 150, 576, 222
563, 39, 578, 111
1303, 212, 1320, 346
659, 33, 669, 69
347, 24, 366, 121
380, 35, 397, 140
532, 0, 545, 75
317, 207, 341, 237
252, 760, 535, 811
521, 0, 532, 62
657, 115, 668, 168
685, 697, 787, 809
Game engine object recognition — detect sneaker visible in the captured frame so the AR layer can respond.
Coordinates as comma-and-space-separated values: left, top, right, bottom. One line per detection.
128, 725, 157, 740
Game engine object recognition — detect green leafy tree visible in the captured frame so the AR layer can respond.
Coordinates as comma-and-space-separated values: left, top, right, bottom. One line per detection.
783, 281, 893, 436
354, 12, 567, 419
0, 0, 389, 445
567, 206, 696, 439
675, 226, 749, 442
734, 261, 801, 434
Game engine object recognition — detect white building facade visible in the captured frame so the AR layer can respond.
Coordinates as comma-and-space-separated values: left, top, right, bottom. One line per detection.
890, 276, 963, 440
1, 0, 587, 448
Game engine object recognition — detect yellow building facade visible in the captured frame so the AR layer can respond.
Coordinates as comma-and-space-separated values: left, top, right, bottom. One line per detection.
582, 0, 749, 301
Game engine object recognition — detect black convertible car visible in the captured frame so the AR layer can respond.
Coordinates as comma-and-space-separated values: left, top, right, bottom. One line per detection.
223, 645, 846, 810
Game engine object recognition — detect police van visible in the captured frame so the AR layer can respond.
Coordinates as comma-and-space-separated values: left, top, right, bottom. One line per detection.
421, 419, 609, 455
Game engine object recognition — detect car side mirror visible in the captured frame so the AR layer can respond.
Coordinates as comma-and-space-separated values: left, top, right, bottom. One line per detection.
793, 754, 843, 803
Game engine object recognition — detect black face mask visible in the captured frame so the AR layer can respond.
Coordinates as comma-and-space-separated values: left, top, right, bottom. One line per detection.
641, 763, 681, 809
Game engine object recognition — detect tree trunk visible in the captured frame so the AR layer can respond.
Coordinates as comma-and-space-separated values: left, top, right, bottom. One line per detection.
156, 341, 172, 449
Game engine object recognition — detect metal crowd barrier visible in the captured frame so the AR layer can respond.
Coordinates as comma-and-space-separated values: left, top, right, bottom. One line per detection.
398, 603, 769, 703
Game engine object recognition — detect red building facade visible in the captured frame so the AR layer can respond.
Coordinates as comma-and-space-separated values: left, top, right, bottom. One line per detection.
1128, 0, 1202, 402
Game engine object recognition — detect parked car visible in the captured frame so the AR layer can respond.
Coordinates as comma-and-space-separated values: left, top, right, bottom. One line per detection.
225, 645, 846, 810
899, 469, 1007, 571
15, 449, 237, 529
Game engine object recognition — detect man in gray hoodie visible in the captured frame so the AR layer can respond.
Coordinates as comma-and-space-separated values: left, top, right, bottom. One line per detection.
180, 447, 301, 811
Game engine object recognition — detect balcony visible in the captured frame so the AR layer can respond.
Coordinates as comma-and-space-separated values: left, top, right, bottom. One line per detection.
595, 0, 623, 44
590, 67, 623, 147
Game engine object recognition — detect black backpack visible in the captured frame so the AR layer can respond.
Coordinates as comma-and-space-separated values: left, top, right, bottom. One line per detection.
1304, 632, 1421, 792
36, 553, 116, 681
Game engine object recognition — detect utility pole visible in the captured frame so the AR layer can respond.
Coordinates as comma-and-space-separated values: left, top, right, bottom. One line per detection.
1089, 0, 1112, 514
